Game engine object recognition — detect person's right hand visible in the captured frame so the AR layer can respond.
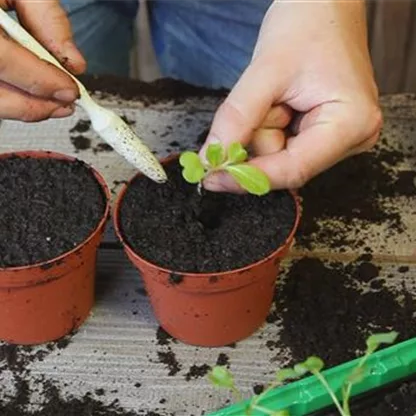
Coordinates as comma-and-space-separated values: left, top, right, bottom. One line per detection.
0, 0, 85, 122
202, 0, 382, 193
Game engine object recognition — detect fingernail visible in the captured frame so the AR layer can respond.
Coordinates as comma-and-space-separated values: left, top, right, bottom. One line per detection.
62, 40, 86, 73
63, 40, 81, 58
205, 134, 221, 145
53, 89, 78, 103
50, 105, 75, 118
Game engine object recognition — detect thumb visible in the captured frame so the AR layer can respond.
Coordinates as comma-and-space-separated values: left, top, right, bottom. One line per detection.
200, 58, 285, 157
13, 0, 86, 74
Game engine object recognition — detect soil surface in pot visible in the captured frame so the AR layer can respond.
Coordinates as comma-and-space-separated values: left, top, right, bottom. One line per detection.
119, 158, 296, 273
0, 156, 106, 268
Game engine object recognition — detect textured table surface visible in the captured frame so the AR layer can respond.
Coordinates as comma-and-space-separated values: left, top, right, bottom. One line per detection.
0, 86, 415, 416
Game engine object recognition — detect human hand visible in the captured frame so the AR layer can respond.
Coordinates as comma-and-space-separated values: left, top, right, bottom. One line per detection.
202, 0, 382, 192
0, 0, 85, 122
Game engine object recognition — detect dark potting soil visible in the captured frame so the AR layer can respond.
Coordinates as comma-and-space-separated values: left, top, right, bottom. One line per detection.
268, 257, 416, 368
0, 380, 169, 416
70, 119, 91, 133
0, 157, 106, 268
184, 364, 211, 381
157, 351, 181, 376
70, 135, 91, 151
119, 159, 296, 273
93, 143, 114, 154
320, 380, 416, 416
80, 74, 227, 106
156, 327, 176, 346
0, 339, 172, 416
216, 353, 230, 367
297, 140, 416, 250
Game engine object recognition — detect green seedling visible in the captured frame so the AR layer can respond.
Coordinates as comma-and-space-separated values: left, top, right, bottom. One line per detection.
179, 141, 271, 196
207, 331, 398, 416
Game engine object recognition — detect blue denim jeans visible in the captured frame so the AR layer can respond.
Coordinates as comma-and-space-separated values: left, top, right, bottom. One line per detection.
60, 0, 272, 89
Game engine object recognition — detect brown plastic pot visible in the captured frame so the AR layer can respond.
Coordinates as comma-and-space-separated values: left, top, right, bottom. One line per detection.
0, 151, 111, 345
114, 155, 301, 347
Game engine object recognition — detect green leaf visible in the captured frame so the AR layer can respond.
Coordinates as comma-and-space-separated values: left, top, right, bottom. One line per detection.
182, 165, 205, 184
295, 357, 324, 375
206, 143, 225, 167
347, 366, 365, 385
179, 151, 202, 169
276, 368, 299, 382
225, 164, 271, 196
208, 366, 235, 389
179, 151, 205, 184
293, 363, 309, 377
366, 331, 398, 351
227, 142, 248, 164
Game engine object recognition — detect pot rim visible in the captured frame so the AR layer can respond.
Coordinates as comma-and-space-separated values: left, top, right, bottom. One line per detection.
0, 150, 111, 272
113, 153, 301, 279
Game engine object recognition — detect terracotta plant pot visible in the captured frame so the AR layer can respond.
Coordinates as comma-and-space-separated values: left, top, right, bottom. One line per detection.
0, 151, 111, 345
114, 155, 301, 347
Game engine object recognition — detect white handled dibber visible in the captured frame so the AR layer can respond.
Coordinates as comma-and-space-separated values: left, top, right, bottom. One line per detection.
0, 9, 167, 183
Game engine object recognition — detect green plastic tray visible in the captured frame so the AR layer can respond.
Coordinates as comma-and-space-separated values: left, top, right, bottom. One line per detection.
207, 338, 416, 416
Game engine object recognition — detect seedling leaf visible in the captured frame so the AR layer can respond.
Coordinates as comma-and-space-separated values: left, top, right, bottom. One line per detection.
366, 331, 398, 351
179, 151, 203, 169
227, 142, 248, 164
182, 165, 205, 184
276, 368, 299, 382
347, 366, 365, 385
271, 411, 290, 416
225, 164, 270, 196
206, 143, 225, 167
295, 356, 324, 375
208, 366, 235, 389
293, 363, 309, 377
179, 151, 206, 183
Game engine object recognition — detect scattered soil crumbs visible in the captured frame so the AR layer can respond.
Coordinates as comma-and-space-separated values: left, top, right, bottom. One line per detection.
156, 327, 176, 346
216, 353, 230, 367
185, 364, 211, 381
0, 381, 169, 415
69, 119, 91, 134
119, 158, 296, 273
269, 257, 415, 367
93, 143, 114, 154
157, 351, 181, 376
121, 115, 136, 126
0, 338, 173, 416
70, 135, 91, 152
0, 157, 106, 267
297, 142, 416, 250
253, 384, 264, 395
80, 75, 227, 106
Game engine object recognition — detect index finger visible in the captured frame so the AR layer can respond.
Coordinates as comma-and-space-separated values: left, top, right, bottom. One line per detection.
0, 29, 79, 102
204, 122, 347, 193
13, 0, 86, 74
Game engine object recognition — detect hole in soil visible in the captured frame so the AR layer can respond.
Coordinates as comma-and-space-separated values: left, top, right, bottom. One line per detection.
196, 191, 224, 230
197, 208, 222, 230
